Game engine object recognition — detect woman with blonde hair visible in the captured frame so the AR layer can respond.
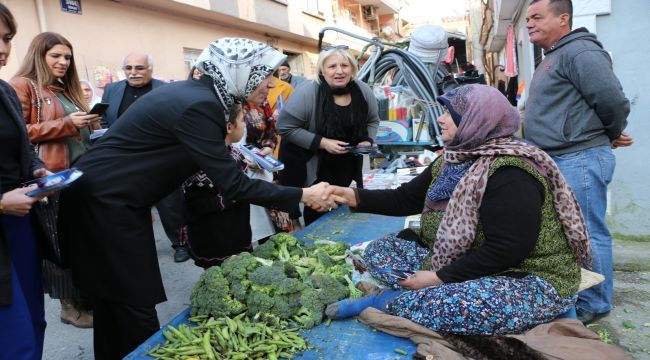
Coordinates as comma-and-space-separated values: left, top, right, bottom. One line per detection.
277, 46, 379, 225
10, 31, 98, 328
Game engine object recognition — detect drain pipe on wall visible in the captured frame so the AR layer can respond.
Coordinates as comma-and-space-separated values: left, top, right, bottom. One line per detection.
35, 0, 48, 32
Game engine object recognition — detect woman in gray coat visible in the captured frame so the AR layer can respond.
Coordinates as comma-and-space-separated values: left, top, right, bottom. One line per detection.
277, 46, 379, 225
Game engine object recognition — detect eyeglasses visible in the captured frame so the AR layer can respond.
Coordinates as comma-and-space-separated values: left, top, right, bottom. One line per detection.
123, 65, 148, 71
320, 45, 349, 52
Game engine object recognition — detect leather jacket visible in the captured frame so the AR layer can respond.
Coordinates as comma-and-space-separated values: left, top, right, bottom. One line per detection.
9, 77, 98, 172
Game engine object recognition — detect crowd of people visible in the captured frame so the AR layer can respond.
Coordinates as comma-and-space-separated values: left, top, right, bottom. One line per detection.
0, 0, 634, 359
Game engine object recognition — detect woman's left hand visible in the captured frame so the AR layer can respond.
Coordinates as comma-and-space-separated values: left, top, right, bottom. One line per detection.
33, 168, 53, 178
320, 137, 349, 154
399, 270, 442, 290
70, 112, 101, 129
357, 141, 371, 147
244, 157, 260, 170
259, 147, 274, 156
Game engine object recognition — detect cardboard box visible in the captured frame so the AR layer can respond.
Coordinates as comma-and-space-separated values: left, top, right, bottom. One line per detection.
376, 120, 412, 143
411, 118, 431, 142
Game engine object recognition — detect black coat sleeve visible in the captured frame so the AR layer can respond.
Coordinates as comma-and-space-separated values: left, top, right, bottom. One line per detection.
354, 165, 433, 216
437, 166, 544, 283
5, 82, 45, 176
174, 100, 302, 211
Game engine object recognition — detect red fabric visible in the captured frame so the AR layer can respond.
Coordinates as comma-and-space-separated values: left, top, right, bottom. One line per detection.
505, 25, 517, 77
442, 46, 455, 65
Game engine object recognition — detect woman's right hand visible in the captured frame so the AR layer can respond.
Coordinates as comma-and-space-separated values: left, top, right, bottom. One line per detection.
301, 182, 349, 211
320, 137, 349, 155
329, 185, 357, 208
69, 112, 101, 129
399, 271, 442, 290
0, 186, 42, 216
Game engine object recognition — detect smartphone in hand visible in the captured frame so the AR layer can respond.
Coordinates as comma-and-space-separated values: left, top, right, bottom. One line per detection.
370, 267, 414, 280
88, 102, 109, 115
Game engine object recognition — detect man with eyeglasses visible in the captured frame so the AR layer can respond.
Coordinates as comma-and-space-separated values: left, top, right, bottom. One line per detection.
100, 52, 190, 263
100, 52, 164, 128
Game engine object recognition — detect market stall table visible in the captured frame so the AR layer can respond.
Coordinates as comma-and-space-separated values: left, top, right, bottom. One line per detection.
126, 206, 417, 359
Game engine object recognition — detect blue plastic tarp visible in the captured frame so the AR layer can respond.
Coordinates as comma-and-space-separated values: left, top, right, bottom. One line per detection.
126, 207, 416, 359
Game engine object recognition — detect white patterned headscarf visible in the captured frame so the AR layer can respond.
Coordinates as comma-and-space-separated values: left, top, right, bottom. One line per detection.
195, 37, 286, 114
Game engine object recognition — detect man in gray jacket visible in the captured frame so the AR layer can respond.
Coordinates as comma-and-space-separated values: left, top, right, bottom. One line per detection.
524, 0, 633, 324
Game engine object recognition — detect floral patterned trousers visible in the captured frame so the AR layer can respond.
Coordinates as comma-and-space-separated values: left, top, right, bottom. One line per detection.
363, 233, 576, 335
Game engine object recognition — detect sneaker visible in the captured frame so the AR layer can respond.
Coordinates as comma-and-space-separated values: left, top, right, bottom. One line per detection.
174, 246, 190, 263
576, 308, 609, 324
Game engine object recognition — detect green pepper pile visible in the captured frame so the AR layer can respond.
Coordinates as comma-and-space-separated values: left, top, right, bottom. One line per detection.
149, 313, 307, 360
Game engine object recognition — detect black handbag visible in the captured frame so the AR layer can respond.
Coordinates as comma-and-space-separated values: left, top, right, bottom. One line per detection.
31, 192, 80, 299
31, 192, 62, 263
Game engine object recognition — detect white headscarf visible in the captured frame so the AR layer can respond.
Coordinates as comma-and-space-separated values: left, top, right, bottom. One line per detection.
195, 38, 286, 113
80, 79, 101, 107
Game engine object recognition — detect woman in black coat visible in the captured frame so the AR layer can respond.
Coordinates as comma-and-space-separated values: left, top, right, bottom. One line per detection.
58, 38, 341, 359
0, 4, 50, 358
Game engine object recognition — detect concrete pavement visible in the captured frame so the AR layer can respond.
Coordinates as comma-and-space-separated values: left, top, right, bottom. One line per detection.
590, 239, 650, 360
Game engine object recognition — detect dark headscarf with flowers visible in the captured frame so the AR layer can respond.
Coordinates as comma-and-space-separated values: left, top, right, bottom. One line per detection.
425, 84, 592, 271
195, 37, 286, 117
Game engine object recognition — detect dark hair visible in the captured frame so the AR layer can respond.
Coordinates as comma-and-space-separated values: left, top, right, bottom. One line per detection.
280, 60, 290, 68
227, 103, 243, 125
0, 3, 17, 37
531, 0, 573, 28
14, 32, 87, 111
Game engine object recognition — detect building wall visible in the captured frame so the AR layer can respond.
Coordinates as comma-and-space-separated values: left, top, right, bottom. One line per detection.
594, 0, 650, 237
0, 0, 321, 86
0, 0, 403, 85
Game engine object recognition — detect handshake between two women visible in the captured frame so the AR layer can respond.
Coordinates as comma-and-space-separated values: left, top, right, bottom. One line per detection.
300, 182, 353, 212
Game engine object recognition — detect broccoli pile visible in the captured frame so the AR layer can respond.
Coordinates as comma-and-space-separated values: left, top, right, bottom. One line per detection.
246, 262, 304, 319
293, 274, 350, 328
221, 252, 270, 302
252, 232, 303, 261
190, 266, 245, 318
191, 233, 359, 329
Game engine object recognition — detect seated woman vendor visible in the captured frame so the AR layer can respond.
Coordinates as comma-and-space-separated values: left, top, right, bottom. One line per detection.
326, 84, 592, 335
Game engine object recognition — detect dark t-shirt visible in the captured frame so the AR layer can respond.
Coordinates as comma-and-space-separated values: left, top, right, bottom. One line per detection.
118, 82, 153, 117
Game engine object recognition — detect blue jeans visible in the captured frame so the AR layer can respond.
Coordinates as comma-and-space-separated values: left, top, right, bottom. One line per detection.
0, 214, 46, 360
551, 145, 616, 314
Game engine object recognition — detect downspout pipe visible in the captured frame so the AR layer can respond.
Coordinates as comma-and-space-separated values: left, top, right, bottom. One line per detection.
36, 0, 47, 32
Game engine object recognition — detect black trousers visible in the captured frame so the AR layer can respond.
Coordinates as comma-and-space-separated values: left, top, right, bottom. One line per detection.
155, 187, 185, 249
183, 186, 252, 268
303, 152, 363, 225
93, 298, 160, 360
278, 141, 310, 220
278, 144, 362, 224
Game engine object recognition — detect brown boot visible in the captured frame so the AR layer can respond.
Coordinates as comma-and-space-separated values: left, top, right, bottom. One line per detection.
60, 299, 94, 328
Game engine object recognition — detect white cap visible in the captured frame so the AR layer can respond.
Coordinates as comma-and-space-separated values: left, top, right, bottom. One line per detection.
408, 24, 449, 63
